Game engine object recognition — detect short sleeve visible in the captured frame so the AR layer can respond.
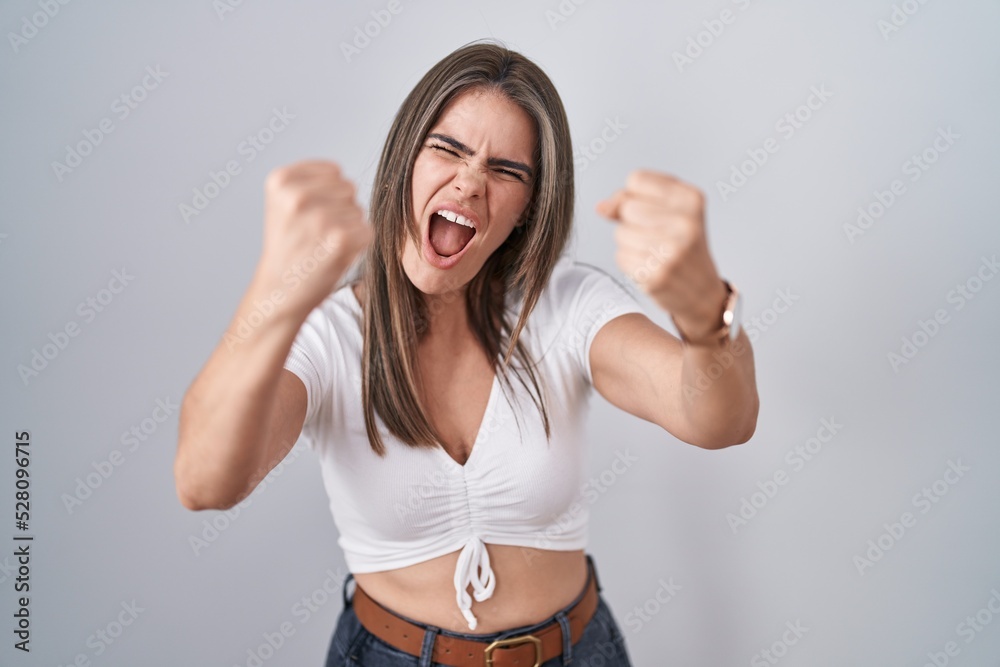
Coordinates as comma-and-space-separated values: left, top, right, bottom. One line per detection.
563, 262, 647, 386
282, 302, 335, 428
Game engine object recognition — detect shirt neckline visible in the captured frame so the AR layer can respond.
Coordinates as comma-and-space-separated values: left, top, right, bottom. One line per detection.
432, 369, 500, 470
344, 281, 503, 470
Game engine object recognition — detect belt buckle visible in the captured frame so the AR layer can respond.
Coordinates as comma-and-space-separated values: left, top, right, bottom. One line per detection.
483, 634, 542, 667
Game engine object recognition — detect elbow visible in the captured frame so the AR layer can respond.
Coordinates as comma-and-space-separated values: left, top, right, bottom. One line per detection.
713, 400, 759, 448
694, 433, 750, 450
173, 412, 246, 511
175, 481, 239, 512
727, 408, 759, 447
688, 401, 759, 450
739, 394, 760, 443
726, 399, 759, 448
176, 486, 211, 512
173, 456, 241, 512
722, 418, 757, 448
174, 469, 214, 512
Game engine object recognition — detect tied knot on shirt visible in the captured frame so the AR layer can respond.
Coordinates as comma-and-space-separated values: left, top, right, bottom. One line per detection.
454, 536, 496, 630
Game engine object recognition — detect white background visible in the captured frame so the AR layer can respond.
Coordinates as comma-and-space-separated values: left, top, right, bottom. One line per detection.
2, 1, 999, 665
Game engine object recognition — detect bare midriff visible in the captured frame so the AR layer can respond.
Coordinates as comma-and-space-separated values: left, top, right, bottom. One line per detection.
352, 546, 589, 634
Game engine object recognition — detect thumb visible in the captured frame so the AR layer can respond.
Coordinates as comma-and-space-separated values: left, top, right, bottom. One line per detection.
595, 189, 625, 221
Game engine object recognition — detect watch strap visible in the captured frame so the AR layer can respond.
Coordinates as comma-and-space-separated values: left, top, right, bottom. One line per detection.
672, 280, 738, 347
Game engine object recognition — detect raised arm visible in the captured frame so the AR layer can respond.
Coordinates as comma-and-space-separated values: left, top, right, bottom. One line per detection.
173, 161, 371, 510
592, 169, 758, 449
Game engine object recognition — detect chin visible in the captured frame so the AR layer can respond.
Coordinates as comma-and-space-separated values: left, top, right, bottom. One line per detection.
401, 245, 473, 296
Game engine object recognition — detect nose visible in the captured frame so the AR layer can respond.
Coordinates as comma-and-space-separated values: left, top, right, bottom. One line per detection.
451, 162, 485, 199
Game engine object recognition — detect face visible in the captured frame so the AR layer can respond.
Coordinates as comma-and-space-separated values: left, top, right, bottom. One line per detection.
401, 88, 537, 297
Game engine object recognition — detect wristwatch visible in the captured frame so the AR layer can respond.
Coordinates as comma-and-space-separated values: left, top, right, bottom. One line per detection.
674, 280, 742, 346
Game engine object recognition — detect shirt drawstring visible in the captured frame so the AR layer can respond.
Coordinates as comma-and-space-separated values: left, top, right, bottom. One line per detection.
453, 536, 496, 630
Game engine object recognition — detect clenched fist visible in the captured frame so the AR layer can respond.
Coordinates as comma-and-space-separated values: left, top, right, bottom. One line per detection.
596, 169, 728, 342
254, 160, 372, 318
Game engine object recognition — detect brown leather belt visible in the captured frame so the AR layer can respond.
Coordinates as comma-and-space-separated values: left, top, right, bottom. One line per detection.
351, 560, 600, 667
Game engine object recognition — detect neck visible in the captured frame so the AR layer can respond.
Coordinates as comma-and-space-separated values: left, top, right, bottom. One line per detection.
421, 287, 473, 345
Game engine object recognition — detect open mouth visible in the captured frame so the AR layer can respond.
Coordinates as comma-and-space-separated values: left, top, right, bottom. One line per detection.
428, 210, 477, 257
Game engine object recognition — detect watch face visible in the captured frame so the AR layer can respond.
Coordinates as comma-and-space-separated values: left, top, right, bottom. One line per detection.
728, 291, 743, 342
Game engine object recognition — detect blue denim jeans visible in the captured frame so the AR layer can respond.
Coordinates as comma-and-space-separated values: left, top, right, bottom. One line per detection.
324, 554, 633, 666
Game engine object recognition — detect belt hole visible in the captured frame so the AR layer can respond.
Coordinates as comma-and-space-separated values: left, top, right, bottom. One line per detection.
402, 633, 408, 638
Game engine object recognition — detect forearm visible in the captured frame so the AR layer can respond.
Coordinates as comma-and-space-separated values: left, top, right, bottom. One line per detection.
676, 329, 759, 448
174, 272, 309, 507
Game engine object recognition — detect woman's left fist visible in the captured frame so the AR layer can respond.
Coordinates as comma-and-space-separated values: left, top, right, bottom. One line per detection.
596, 169, 729, 341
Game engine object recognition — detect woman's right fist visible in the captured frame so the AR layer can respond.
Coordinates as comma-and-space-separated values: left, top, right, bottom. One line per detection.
256, 160, 372, 316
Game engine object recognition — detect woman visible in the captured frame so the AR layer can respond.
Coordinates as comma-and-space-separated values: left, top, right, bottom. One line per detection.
174, 40, 758, 666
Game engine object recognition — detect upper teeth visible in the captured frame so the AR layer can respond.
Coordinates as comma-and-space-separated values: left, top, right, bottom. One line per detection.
436, 209, 475, 229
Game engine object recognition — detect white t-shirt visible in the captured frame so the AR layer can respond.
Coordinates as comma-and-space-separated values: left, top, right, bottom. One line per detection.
282, 254, 646, 629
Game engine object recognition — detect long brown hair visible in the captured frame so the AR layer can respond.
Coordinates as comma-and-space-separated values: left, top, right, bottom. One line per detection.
352, 40, 575, 457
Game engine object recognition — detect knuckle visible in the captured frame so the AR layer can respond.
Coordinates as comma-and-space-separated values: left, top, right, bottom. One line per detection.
287, 190, 315, 213
265, 166, 290, 191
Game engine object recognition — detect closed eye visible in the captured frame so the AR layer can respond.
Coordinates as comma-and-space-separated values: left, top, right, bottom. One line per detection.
429, 143, 526, 183
430, 143, 459, 157
496, 168, 524, 182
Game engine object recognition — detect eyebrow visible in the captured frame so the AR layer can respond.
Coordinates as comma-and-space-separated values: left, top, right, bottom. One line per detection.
426, 133, 534, 179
